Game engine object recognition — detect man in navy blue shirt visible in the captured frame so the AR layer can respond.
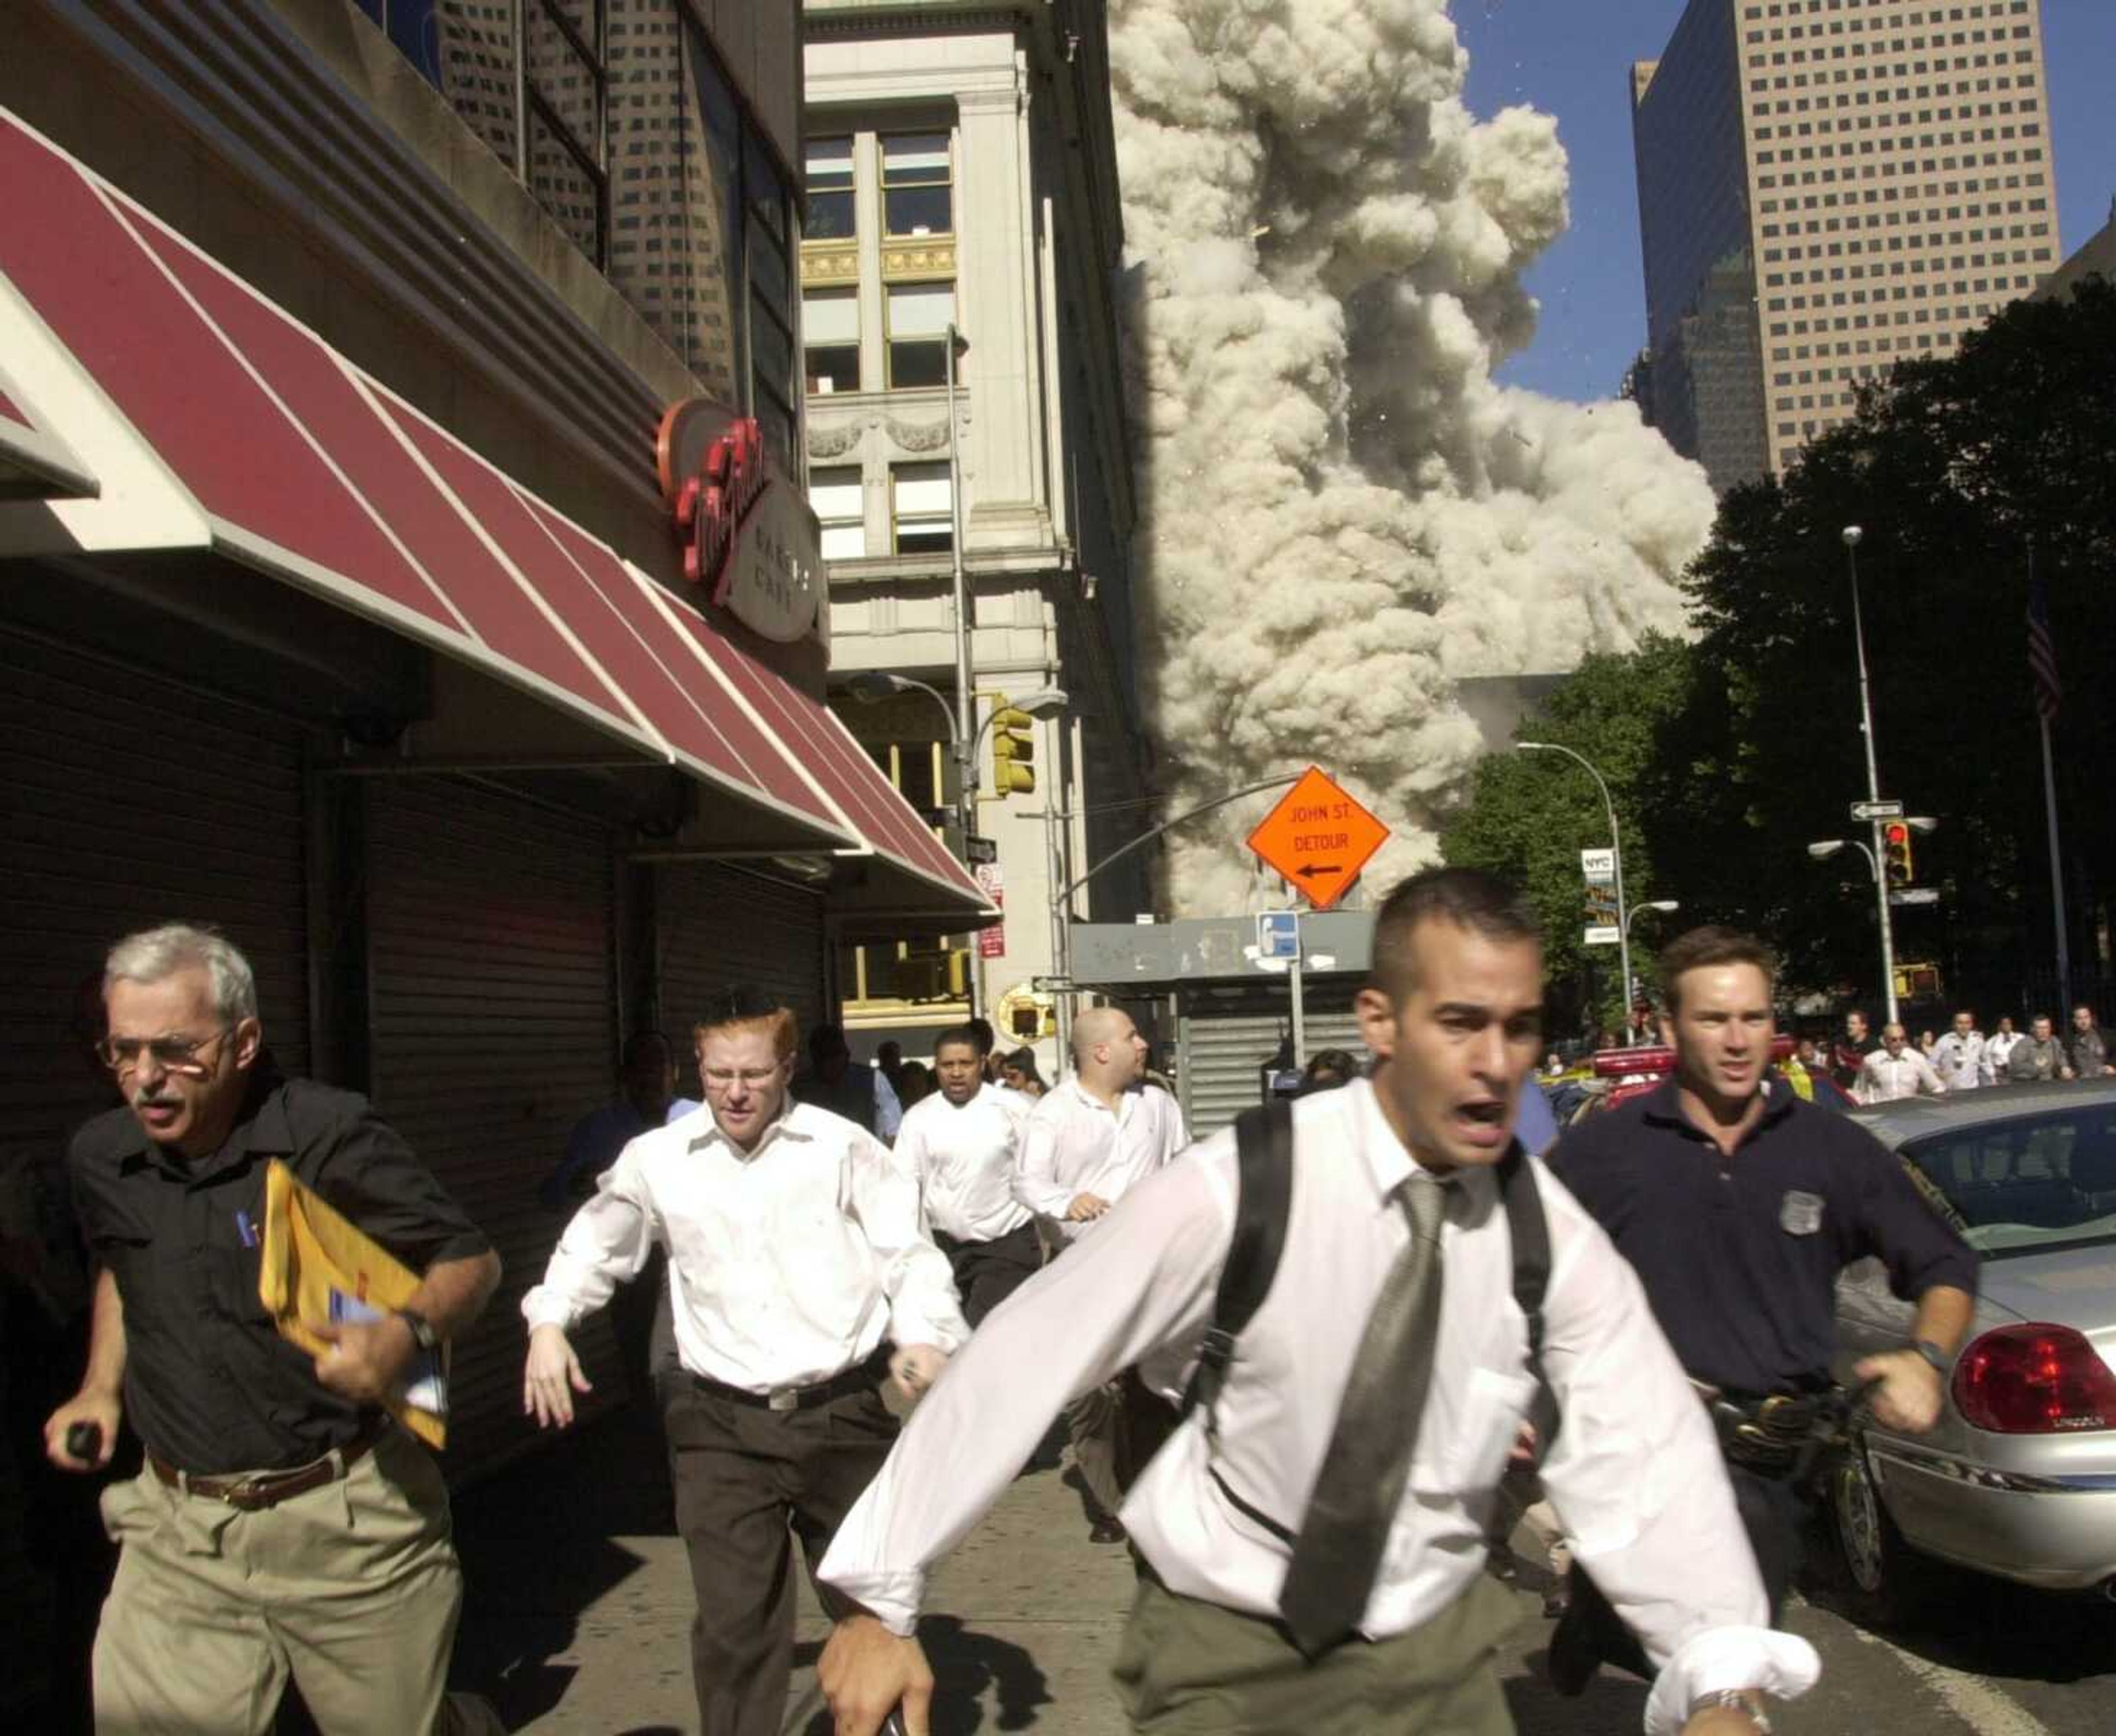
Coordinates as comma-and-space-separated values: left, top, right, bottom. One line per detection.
1546, 926, 1975, 1693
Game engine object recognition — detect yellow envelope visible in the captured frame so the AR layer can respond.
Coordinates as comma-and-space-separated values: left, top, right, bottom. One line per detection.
256, 1158, 448, 1448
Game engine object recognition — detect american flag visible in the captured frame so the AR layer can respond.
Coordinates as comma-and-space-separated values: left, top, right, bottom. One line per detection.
2027, 571, 2061, 724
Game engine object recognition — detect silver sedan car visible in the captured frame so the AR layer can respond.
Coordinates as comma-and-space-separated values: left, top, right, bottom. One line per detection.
1831, 1079, 2116, 1621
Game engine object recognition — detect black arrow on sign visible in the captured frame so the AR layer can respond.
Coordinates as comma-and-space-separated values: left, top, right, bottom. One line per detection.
1296, 864, 1343, 880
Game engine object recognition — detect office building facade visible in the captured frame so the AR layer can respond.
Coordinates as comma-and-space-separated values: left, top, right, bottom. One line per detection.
1632, 0, 2060, 487
801, 0, 1152, 1063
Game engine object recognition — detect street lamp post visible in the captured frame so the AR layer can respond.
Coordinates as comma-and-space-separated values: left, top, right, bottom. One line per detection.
1520, 741, 1633, 1040
844, 672, 1066, 1018
1841, 524, 1901, 1029
944, 324, 974, 824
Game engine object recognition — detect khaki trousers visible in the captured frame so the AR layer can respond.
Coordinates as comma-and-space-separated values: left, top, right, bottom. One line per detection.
1111, 1567, 1520, 1735
93, 1427, 489, 1736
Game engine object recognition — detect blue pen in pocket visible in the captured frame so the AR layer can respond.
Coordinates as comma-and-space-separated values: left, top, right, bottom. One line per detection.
235, 1208, 258, 1249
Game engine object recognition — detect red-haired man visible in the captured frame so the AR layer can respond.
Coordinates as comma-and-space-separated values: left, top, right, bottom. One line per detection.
521, 986, 966, 1736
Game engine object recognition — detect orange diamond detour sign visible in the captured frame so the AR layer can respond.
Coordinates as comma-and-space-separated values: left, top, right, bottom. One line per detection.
1246, 767, 1391, 913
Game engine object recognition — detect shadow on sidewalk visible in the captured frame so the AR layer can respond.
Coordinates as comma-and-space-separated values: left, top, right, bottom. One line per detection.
450, 1400, 676, 1730
789, 1615, 1052, 1735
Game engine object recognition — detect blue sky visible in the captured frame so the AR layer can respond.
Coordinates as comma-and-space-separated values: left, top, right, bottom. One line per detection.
1454, 0, 2116, 403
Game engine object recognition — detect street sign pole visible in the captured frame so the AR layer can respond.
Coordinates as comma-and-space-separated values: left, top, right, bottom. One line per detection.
1289, 915, 1306, 1072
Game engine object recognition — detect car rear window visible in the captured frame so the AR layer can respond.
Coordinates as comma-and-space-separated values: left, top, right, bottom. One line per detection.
1901, 1103, 2116, 1258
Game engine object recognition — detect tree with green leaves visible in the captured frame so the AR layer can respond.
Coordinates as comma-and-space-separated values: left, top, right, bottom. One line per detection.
1443, 278, 2116, 1022
1440, 634, 1695, 1038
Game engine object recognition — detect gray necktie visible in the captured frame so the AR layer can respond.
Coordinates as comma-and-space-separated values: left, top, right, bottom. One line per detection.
1278, 1174, 1446, 1658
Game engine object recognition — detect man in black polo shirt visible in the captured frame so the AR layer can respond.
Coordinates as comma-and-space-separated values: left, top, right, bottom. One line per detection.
1546, 926, 1975, 1693
42, 923, 503, 1734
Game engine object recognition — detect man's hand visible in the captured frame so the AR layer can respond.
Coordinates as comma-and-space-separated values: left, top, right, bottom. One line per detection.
523, 1323, 592, 1428
1855, 1346, 1946, 1433
818, 1614, 932, 1736
311, 1316, 417, 1405
44, 1387, 121, 1472
884, 1344, 949, 1413
1064, 1193, 1110, 1223
1680, 1707, 1765, 1736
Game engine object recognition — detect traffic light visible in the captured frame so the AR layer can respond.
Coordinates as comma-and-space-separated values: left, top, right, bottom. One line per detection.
1882, 821, 1914, 887
990, 702, 1036, 796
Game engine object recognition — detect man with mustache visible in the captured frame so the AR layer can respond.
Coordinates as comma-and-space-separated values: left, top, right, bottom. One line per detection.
43, 923, 503, 1733
814, 870, 1820, 1736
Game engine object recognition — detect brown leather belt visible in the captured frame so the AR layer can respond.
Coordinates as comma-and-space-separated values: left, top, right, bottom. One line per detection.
150, 1419, 387, 1511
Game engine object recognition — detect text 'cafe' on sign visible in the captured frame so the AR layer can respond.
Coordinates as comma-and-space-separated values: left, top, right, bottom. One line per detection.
1246, 767, 1391, 912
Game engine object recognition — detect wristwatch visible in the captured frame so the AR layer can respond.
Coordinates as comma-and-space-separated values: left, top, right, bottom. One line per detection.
1909, 1338, 1951, 1375
1688, 1689, 1771, 1732
397, 1308, 441, 1353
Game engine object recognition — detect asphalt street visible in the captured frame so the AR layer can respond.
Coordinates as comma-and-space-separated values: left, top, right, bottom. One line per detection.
451, 1404, 2116, 1735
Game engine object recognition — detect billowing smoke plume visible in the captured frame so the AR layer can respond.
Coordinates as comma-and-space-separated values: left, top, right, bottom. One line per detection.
1112, 0, 1712, 913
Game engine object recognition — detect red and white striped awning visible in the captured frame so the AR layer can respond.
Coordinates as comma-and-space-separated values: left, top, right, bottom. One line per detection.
0, 105, 989, 919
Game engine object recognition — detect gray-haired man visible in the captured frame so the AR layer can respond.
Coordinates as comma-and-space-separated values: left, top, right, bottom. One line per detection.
45, 923, 502, 1734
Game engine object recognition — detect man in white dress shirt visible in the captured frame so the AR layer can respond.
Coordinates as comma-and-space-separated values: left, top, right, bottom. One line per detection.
1855, 1023, 1947, 1103
1014, 1005, 1187, 1540
891, 1026, 1039, 1325
519, 988, 968, 1736
1928, 1009, 1988, 1092
1984, 1013, 2022, 1079
813, 870, 1815, 1736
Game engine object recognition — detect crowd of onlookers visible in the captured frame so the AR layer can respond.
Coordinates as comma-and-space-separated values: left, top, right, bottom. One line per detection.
1820, 1001, 2113, 1103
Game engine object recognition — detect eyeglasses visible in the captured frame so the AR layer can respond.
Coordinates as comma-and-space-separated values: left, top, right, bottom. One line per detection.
96, 1027, 236, 1077
700, 1066, 783, 1092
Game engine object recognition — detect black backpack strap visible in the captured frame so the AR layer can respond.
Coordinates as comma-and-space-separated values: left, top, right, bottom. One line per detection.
1180, 1098, 1295, 1438
1498, 1142, 1562, 1459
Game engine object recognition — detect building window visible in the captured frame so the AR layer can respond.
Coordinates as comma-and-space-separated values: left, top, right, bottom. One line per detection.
803, 287, 861, 393
892, 462, 953, 554
886, 281, 956, 388
806, 137, 856, 239
882, 133, 953, 236
687, 33, 801, 463
810, 466, 867, 560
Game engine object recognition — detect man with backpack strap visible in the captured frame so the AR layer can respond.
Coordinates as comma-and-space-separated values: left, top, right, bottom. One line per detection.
814, 869, 1816, 1736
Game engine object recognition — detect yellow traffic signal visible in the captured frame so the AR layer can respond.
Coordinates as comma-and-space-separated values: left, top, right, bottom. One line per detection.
1882, 821, 1914, 887
990, 703, 1036, 796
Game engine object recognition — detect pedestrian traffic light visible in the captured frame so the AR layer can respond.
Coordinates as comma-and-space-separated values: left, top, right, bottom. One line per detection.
1882, 821, 1914, 887
990, 702, 1036, 796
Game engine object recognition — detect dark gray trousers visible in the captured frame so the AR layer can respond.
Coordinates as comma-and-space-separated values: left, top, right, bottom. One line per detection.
663, 1378, 898, 1736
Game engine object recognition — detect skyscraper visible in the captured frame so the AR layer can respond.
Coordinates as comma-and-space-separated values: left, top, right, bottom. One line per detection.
1632, 0, 2060, 489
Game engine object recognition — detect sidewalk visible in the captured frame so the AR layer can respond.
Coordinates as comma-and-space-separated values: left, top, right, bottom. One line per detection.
450, 1404, 1654, 1735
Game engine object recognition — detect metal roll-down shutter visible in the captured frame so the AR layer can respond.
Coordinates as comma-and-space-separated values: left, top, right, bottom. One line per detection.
365, 778, 618, 1481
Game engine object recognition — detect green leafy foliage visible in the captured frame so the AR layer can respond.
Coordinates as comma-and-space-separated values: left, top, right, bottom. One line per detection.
1444, 279, 2116, 1022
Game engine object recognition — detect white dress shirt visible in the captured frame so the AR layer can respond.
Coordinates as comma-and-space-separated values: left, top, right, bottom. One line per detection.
890, 1084, 1032, 1243
1012, 1077, 1187, 1243
821, 1078, 1818, 1730
1984, 1029, 2021, 1079
522, 1101, 968, 1393
1929, 1031, 1987, 1091
1856, 1047, 1946, 1104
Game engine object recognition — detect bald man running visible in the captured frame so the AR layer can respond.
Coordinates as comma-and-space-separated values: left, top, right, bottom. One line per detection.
1013, 1007, 1188, 1540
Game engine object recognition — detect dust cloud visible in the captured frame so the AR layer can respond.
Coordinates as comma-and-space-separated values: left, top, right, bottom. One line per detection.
1111, 0, 1710, 913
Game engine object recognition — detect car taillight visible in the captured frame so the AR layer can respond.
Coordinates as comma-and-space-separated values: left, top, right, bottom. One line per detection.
1952, 1323, 2116, 1434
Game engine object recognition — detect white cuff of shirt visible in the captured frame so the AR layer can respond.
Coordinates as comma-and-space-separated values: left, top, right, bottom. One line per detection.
521, 1288, 577, 1333
834, 1571, 926, 1638
1643, 1627, 1821, 1735
889, 1311, 967, 1356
